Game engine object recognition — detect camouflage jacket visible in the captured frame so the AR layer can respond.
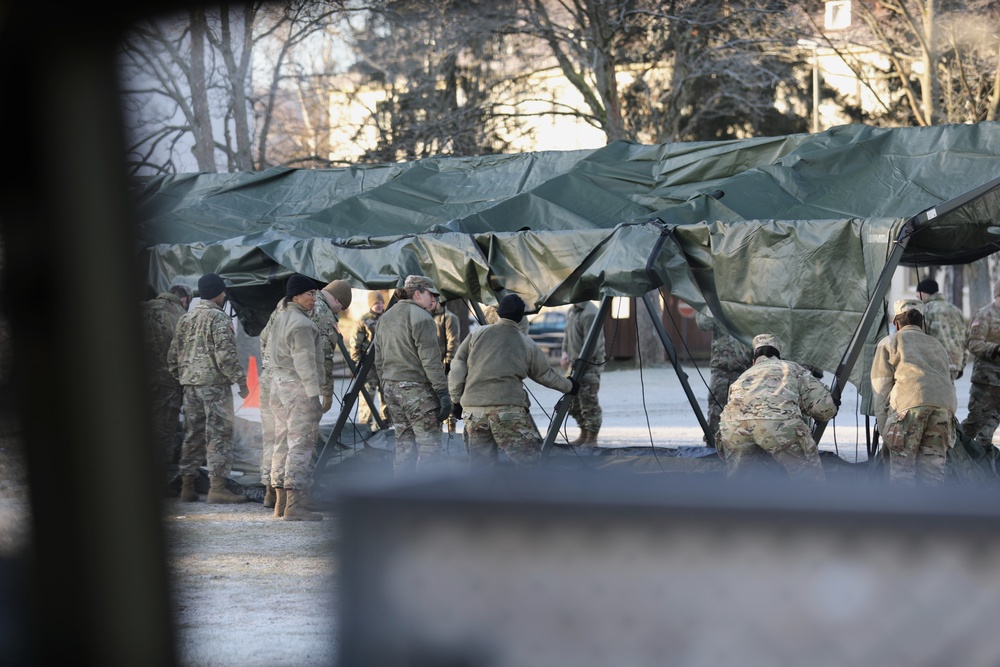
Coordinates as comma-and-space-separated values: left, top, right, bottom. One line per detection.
561, 302, 604, 380
695, 312, 753, 372
967, 299, 1000, 386
450, 318, 572, 408
922, 293, 968, 378
870, 325, 956, 434
349, 309, 381, 383
265, 302, 324, 398
261, 297, 338, 397
374, 299, 448, 393
167, 300, 245, 387
434, 308, 460, 364
722, 357, 837, 423
141, 292, 187, 387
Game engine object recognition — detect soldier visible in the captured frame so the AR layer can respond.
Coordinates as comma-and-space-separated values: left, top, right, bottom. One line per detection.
374, 275, 451, 476
695, 312, 753, 448
450, 294, 576, 468
560, 301, 604, 447
872, 299, 957, 484
167, 273, 249, 503
265, 274, 326, 521
961, 278, 1000, 452
720, 333, 838, 481
917, 278, 968, 380
432, 299, 460, 433
140, 284, 191, 471
350, 290, 388, 431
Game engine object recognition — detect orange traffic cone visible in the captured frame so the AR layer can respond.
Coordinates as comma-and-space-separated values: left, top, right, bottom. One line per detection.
241, 356, 260, 409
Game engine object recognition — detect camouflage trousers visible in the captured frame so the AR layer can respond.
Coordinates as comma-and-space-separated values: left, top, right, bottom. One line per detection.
270, 377, 321, 490
568, 377, 602, 432
149, 382, 182, 466
357, 377, 389, 428
884, 406, 954, 485
707, 368, 742, 447
463, 405, 542, 468
720, 417, 825, 481
383, 380, 442, 477
961, 382, 1000, 452
259, 371, 275, 486
179, 384, 235, 479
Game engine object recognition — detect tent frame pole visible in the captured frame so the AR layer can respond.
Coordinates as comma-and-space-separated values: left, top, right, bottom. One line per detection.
541, 295, 614, 458
641, 291, 715, 447
811, 217, 917, 443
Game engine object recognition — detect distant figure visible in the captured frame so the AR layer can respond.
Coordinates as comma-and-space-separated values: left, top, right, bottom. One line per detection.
167, 273, 248, 504
560, 301, 604, 447
720, 333, 838, 481
432, 299, 461, 434
961, 278, 1000, 452
140, 284, 191, 472
264, 274, 326, 521
871, 299, 956, 485
917, 278, 968, 381
695, 312, 752, 448
350, 291, 388, 431
449, 294, 575, 468
375, 275, 451, 476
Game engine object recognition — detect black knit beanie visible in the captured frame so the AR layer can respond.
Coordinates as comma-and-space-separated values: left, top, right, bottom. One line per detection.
198, 273, 226, 300
496, 294, 525, 323
285, 274, 316, 297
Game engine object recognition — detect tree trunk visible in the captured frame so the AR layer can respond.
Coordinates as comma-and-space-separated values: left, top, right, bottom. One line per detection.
189, 9, 217, 171
967, 256, 993, 313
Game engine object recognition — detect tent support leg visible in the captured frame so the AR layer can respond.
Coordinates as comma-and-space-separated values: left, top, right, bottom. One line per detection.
641, 291, 714, 447
811, 218, 916, 443
541, 295, 613, 459
337, 337, 385, 430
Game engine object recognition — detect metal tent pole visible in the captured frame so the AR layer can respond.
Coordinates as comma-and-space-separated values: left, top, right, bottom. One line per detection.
541, 295, 613, 458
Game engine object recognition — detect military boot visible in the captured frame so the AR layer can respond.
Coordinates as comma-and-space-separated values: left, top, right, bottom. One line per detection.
282, 489, 323, 522
568, 429, 592, 447
263, 484, 276, 509
180, 475, 199, 502
582, 429, 599, 447
273, 487, 287, 518
206, 477, 248, 504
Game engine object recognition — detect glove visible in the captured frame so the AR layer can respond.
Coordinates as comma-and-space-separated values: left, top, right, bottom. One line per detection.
811, 367, 824, 379
321, 394, 333, 413
444, 361, 451, 375
452, 402, 463, 421
437, 390, 452, 423
238, 383, 250, 399
569, 378, 580, 395
956, 368, 964, 379
832, 394, 842, 408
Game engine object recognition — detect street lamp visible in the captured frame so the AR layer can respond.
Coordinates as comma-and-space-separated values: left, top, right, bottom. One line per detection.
798, 39, 820, 133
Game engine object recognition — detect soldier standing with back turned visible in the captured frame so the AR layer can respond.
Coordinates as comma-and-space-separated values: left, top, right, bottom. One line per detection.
917, 278, 968, 381
961, 278, 1000, 452
560, 301, 604, 447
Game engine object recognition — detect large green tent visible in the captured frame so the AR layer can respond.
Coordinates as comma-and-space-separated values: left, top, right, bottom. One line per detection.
135, 122, 1000, 403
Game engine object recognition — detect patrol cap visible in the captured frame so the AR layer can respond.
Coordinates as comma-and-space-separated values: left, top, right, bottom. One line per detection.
893, 298, 924, 317
322, 279, 353, 309
403, 274, 440, 296
367, 291, 385, 308
198, 273, 226, 300
752, 333, 783, 356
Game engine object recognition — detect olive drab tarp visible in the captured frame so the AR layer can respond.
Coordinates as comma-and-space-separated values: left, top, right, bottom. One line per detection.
135, 122, 1000, 404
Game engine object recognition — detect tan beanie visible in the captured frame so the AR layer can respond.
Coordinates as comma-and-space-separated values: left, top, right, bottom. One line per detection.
322, 279, 353, 309
367, 291, 385, 308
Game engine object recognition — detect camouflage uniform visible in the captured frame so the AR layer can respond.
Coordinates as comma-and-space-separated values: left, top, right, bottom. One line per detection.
265, 301, 324, 490
140, 292, 187, 464
375, 299, 449, 476
450, 318, 573, 467
350, 309, 388, 427
922, 292, 968, 381
872, 323, 957, 485
167, 300, 246, 479
720, 356, 837, 481
435, 307, 460, 368
961, 298, 1000, 451
695, 312, 753, 446
562, 302, 604, 433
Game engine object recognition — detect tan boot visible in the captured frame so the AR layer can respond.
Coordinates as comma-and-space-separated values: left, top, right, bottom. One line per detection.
206, 477, 247, 504
180, 475, 199, 502
273, 487, 287, 518
263, 484, 276, 509
582, 429, 599, 447
568, 429, 593, 446
282, 488, 323, 522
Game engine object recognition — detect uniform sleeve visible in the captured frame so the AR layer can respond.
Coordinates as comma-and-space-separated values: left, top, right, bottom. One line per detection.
444, 312, 460, 363
526, 336, 573, 393
211, 312, 246, 387
416, 315, 449, 394
798, 370, 838, 423
869, 340, 894, 434
290, 325, 322, 397
166, 328, 180, 381
350, 321, 370, 363
448, 335, 471, 403
967, 312, 999, 361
